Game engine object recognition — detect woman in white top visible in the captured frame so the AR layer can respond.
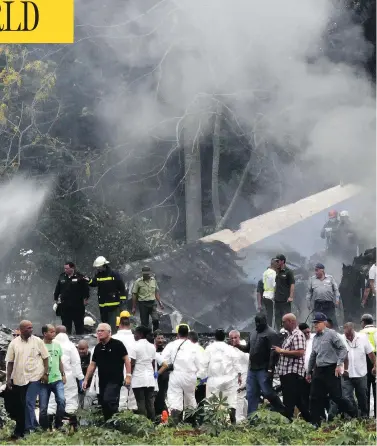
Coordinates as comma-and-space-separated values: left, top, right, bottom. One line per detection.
129, 326, 156, 421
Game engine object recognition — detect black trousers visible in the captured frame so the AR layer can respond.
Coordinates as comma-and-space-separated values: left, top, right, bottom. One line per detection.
99, 307, 119, 333
61, 306, 85, 335
280, 374, 311, 421
262, 298, 274, 327
366, 355, 376, 417
133, 387, 156, 420
310, 364, 357, 425
98, 382, 122, 421
12, 384, 28, 436
154, 373, 169, 416
313, 301, 338, 330
138, 301, 159, 331
274, 302, 291, 330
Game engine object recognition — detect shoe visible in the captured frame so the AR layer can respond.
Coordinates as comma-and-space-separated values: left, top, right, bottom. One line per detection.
10, 432, 24, 440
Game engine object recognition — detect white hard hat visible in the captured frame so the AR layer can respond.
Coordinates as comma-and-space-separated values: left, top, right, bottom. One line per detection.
84, 316, 95, 327
93, 256, 110, 267
339, 210, 349, 217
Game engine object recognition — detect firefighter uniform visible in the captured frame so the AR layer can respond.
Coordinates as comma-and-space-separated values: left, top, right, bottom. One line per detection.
88, 267, 127, 332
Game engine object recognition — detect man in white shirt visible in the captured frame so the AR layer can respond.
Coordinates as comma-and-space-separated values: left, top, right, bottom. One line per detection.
261, 259, 278, 327
341, 322, 376, 417
158, 324, 201, 423
129, 326, 156, 421
229, 330, 249, 423
199, 329, 242, 424
112, 314, 138, 411
362, 263, 376, 311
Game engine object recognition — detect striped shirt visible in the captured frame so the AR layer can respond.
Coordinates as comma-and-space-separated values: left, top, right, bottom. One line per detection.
276, 328, 306, 377
6, 335, 49, 386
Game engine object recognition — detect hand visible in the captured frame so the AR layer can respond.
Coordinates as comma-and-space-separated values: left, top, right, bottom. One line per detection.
62, 375, 67, 385
41, 373, 49, 384
257, 305, 262, 312
361, 298, 367, 308
335, 366, 343, 377
83, 276, 90, 282
372, 367, 376, 376
131, 307, 136, 315
159, 301, 164, 310
272, 346, 283, 354
6, 378, 12, 390
343, 370, 349, 378
82, 380, 88, 391
305, 374, 312, 383
267, 369, 274, 379
238, 375, 242, 386
154, 371, 159, 379
84, 299, 89, 306
237, 386, 246, 393
287, 297, 293, 303
124, 375, 131, 387
335, 300, 339, 307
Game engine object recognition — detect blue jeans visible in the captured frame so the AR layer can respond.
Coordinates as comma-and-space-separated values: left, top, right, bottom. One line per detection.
39, 380, 65, 429
25, 381, 41, 431
246, 369, 287, 417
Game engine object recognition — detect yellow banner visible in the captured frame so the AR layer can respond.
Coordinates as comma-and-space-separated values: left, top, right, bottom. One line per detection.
0, 0, 74, 43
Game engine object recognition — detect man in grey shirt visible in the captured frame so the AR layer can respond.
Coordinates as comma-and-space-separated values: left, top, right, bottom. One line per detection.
306, 263, 340, 330
306, 312, 357, 427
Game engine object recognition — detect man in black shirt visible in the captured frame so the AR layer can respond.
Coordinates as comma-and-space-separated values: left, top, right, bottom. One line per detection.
54, 262, 90, 335
236, 313, 289, 419
274, 254, 295, 330
82, 323, 131, 420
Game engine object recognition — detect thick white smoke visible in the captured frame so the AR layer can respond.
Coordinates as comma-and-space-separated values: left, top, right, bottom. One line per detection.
76, 0, 375, 185
0, 177, 50, 261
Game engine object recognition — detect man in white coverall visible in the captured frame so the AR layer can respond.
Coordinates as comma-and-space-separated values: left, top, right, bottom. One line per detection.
158, 324, 201, 423
229, 330, 249, 422
48, 326, 84, 429
112, 314, 138, 411
199, 329, 242, 424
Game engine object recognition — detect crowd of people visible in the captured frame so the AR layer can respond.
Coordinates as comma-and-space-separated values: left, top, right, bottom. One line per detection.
4, 307, 377, 439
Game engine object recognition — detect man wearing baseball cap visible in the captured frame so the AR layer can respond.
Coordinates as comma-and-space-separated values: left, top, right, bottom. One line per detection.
306, 263, 340, 330
274, 254, 295, 330
307, 312, 357, 426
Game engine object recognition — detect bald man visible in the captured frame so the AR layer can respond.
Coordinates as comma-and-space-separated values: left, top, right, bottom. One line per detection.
273, 313, 311, 421
5, 320, 49, 438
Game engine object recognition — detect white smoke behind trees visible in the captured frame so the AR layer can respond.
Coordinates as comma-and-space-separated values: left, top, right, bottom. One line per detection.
75, 0, 375, 190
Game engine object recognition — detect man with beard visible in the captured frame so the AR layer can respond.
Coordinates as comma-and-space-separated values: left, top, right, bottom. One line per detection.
235, 313, 289, 419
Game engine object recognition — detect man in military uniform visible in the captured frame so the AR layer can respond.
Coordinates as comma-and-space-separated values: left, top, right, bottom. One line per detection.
131, 266, 164, 330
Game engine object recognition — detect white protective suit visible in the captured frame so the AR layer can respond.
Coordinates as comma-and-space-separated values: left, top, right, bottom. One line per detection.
199, 341, 242, 409
112, 329, 138, 410
162, 338, 201, 411
233, 340, 249, 422
48, 333, 84, 415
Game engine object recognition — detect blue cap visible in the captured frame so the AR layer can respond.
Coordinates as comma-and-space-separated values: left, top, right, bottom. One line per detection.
312, 312, 327, 322
315, 263, 325, 270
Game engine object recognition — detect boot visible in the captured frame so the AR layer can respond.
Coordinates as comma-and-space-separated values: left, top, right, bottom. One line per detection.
229, 408, 236, 425
170, 409, 182, 425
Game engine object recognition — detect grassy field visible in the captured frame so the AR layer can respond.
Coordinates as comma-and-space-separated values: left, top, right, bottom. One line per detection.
0, 409, 375, 445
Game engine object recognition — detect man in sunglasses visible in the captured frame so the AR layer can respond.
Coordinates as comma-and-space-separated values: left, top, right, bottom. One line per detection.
306, 263, 340, 330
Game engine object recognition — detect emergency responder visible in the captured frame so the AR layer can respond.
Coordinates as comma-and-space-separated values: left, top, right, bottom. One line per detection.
132, 266, 164, 331
274, 255, 295, 330
360, 313, 377, 417
54, 262, 90, 335
320, 210, 341, 255
262, 258, 278, 327
87, 256, 127, 333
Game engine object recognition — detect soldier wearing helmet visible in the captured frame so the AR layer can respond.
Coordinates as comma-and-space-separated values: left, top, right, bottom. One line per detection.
86, 256, 128, 332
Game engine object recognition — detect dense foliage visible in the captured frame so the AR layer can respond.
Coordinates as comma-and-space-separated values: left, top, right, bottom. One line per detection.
0, 408, 375, 445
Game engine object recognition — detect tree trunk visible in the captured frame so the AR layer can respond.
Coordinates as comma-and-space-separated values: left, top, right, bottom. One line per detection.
212, 103, 222, 225
216, 151, 253, 231
183, 127, 203, 242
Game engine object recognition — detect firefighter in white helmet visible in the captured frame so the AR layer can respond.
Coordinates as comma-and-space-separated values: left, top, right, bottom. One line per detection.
86, 256, 128, 332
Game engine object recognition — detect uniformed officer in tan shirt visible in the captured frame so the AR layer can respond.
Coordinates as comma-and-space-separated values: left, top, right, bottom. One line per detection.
131, 266, 164, 331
